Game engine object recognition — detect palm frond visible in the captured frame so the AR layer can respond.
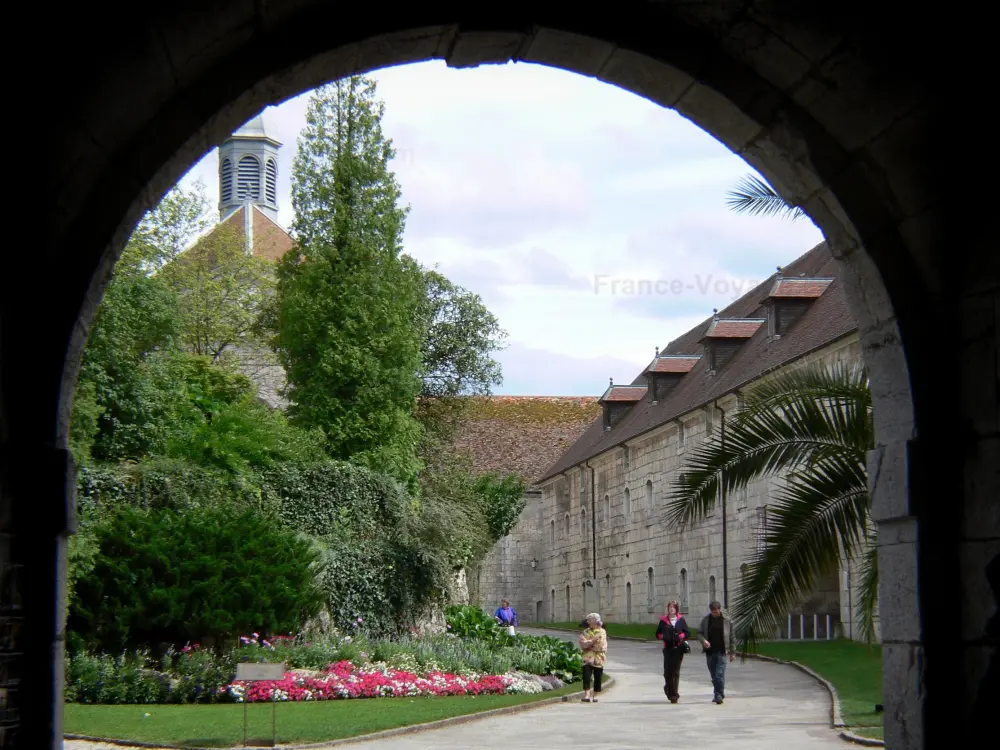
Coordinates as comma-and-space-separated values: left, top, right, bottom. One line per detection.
730, 462, 871, 652
665, 365, 871, 528
856, 539, 880, 645
725, 174, 806, 220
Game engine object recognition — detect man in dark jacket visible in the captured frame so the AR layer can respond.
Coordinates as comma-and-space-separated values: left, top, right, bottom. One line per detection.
698, 601, 735, 704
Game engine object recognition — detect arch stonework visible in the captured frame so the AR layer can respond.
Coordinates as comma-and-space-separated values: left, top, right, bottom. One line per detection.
6, 3, 994, 748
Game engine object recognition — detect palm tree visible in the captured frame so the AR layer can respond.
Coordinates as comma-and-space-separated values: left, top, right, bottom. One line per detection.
665, 363, 878, 651
726, 174, 806, 221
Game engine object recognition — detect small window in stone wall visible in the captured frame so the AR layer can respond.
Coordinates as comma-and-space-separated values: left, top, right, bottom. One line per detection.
550, 519, 555, 545
647, 567, 654, 610
680, 568, 689, 612
581, 506, 587, 536
564, 513, 570, 538
755, 507, 768, 560
606, 574, 612, 605
677, 421, 686, 452
624, 487, 631, 515
736, 486, 748, 510
565, 585, 571, 620
604, 494, 611, 524
645, 479, 653, 508
550, 589, 556, 622
709, 575, 717, 604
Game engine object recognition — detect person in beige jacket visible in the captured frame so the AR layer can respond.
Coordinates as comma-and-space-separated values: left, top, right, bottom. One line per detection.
578, 612, 607, 703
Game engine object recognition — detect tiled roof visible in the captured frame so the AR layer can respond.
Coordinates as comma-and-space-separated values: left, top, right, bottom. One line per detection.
646, 355, 702, 374
769, 277, 834, 298
600, 385, 648, 403
452, 396, 602, 486
220, 205, 294, 261
701, 318, 766, 339
537, 241, 858, 484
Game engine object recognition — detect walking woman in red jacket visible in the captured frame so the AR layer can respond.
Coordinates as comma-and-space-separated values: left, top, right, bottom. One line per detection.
654, 600, 690, 703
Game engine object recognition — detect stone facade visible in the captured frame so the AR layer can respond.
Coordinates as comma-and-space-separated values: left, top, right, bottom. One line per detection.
531, 333, 863, 630
478, 243, 880, 638
470, 490, 545, 621
231, 344, 288, 410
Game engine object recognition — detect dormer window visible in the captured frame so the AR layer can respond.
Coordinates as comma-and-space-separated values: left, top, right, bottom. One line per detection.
765, 276, 833, 337
599, 378, 646, 430
643, 353, 701, 403
700, 315, 765, 372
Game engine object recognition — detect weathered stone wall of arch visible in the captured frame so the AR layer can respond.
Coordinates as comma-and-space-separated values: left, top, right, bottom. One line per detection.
6, 3, 993, 747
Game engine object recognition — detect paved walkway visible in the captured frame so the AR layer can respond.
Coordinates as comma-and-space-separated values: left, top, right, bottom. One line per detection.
64, 628, 848, 749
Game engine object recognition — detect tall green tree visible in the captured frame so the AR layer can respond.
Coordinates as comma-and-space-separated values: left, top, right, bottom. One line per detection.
665, 363, 878, 650
410, 263, 508, 452
416, 267, 506, 399
278, 76, 425, 489
71, 182, 212, 463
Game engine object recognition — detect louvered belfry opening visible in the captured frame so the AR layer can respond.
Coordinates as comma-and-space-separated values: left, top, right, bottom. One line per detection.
220, 158, 233, 203
237, 155, 261, 200
265, 159, 277, 205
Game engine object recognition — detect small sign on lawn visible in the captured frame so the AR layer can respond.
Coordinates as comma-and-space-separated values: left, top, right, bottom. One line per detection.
236, 662, 287, 748
236, 662, 287, 682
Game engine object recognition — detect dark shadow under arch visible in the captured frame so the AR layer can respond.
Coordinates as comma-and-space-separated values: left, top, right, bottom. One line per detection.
6, 4, 993, 747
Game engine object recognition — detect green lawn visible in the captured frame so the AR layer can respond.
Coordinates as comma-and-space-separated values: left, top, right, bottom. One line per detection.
544, 622, 658, 640
757, 640, 883, 737
64, 680, 587, 747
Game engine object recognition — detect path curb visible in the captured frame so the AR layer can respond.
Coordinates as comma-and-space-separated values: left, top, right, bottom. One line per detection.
744, 653, 884, 747
65, 676, 615, 750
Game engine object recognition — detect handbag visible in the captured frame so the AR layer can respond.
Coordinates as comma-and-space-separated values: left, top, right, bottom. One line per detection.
682, 640, 692, 654
507, 625, 516, 636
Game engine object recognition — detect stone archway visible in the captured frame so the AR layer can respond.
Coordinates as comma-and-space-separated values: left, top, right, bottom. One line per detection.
7, 4, 994, 748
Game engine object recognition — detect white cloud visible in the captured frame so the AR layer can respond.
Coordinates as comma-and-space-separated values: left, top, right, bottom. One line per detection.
178, 60, 824, 396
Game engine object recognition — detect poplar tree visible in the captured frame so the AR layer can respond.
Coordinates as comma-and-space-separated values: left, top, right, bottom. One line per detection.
277, 76, 425, 489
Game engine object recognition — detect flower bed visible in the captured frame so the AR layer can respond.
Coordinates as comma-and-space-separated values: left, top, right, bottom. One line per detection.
225, 660, 532, 702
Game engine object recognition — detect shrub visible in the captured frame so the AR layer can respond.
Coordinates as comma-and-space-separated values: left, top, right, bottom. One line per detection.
261, 461, 439, 635
443, 605, 582, 678
69, 504, 325, 651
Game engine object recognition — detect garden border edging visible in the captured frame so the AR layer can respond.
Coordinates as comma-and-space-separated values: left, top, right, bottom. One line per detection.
64, 676, 615, 750
744, 653, 883, 747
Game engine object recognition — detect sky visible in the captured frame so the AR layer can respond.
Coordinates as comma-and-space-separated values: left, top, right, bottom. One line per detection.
178, 60, 823, 397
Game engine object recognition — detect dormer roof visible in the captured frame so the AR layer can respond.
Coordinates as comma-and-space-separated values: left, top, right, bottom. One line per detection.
644, 355, 702, 374
768, 277, 834, 299
700, 318, 766, 340
599, 384, 647, 403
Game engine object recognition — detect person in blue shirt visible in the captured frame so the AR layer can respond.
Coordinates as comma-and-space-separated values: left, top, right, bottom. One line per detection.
494, 599, 518, 632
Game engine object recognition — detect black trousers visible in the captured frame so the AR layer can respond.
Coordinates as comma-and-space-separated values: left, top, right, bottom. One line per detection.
582, 663, 603, 692
663, 648, 684, 699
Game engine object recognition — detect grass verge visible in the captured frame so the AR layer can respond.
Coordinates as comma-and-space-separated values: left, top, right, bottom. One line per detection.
64, 681, 585, 747
756, 640, 883, 736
